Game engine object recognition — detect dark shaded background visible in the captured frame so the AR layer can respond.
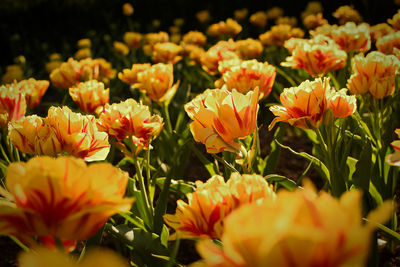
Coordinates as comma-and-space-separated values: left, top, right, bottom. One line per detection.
0, 0, 397, 69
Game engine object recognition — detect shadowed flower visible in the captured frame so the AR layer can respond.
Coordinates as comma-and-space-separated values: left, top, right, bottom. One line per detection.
269, 78, 330, 130
193, 181, 392, 267
185, 87, 259, 153
216, 59, 275, 99
118, 63, 151, 85
388, 9, 400, 30
123, 32, 143, 49
370, 23, 394, 43
196, 10, 211, 24
266, 6, 284, 20
0, 84, 26, 128
0, 156, 133, 251
181, 44, 205, 65
282, 34, 347, 77
276, 16, 297, 26
249, 11, 267, 28
122, 2, 134, 16
19, 248, 129, 267
164, 173, 275, 240
333, 5, 363, 24
77, 38, 91, 49
303, 13, 328, 30
45, 106, 110, 161
74, 48, 92, 60
234, 8, 248, 21
386, 129, 400, 166
133, 63, 179, 103
235, 38, 263, 59
97, 98, 163, 147
113, 41, 130, 56
69, 80, 109, 114
347, 51, 400, 98
151, 42, 182, 64
143, 32, 169, 56
1, 65, 24, 84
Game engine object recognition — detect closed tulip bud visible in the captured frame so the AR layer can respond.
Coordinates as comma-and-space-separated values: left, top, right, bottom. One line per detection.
0, 156, 133, 250
69, 80, 109, 114
1, 64, 23, 84
123, 32, 143, 49
333, 5, 363, 25
122, 2, 134, 16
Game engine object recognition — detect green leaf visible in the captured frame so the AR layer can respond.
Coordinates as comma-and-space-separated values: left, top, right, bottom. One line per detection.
352, 142, 371, 191
275, 140, 331, 184
188, 142, 217, 176
369, 182, 383, 205
156, 177, 195, 198
264, 174, 297, 191
263, 124, 286, 175
363, 218, 400, 242
119, 212, 146, 231
346, 157, 357, 183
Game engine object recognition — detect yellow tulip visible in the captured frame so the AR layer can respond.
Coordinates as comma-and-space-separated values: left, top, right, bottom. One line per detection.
234, 8, 248, 22
235, 38, 263, 59
15, 78, 49, 109
193, 181, 392, 267
347, 51, 400, 98
134, 63, 179, 103
74, 48, 92, 60
200, 40, 239, 75
328, 89, 357, 118
0, 156, 133, 250
333, 5, 363, 25
69, 80, 109, 114
329, 22, 371, 52
0, 84, 26, 128
386, 129, 400, 166
113, 41, 130, 56
206, 18, 242, 38
181, 31, 207, 47
1, 64, 23, 84
249, 11, 267, 28
151, 42, 182, 64
118, 63, 151, 85
388, 10, 400, 31
303, 13, 328, 30
376, 31, 400, 55
143, 32, 169, 56
77, 38, 91, 49
97, 98, 163, 147
196, 10, 211, 24
259, 24, 305, 47
19, 248, 128, 267
266, 6, 284, 20
122, 2, 134, 16
45, 106, 110, 161
370, 23, 394, 43
185, 87, 259, 154
123, 32, 143, 49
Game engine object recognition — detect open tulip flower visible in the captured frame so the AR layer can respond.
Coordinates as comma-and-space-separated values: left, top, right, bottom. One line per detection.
185, 87, 259, 154
0, 84, 27, 128
164, 173, 275, 240
200, 40, 239, 75
0, 156, 133, 251
69, 80, 109, 114
326, 22, 371, 53
151, 42, 183, 64
12, 78, 50, 109
193, 181, 392, 267
118, 63, 151, 85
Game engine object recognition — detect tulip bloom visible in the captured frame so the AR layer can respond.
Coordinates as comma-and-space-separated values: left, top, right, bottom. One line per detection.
164, 173, 275, 240
19, 248, 129, 267
97, 98, 163, 147
333, 5, 363, 25
259, 24, 305, 47
118, 63, 151, 85
330, 22, 371, 52
328, 89, 357, 118
200, 40, 239, 74
181, 31, 207, 47
193, 181, 392, 267
123, 32, 143, 49
388, 9, 400, 30
282, 35, 347, 77
134, 63, 179, 103
143, 32, 169, 56
347, 51, 400, 98
69, 80, 109, 114
15, 78, 50, 109
217, 60, 276, 99
0, 84, 26, 128
0, 156, 133, 250
249, 11, 267, 28
235, 38, 263, 59
303, 13, 328, 30
386, 129, 400, 166
376, 31, 400, 55
1, 65, 23, 84
370, 23, 394, 43
122, 2, 134, 16
207, 18, 242, 38
113, 41, 130, 56
185, 87, 259, 153
151, 42, 182, 64
45, 106, 110, 161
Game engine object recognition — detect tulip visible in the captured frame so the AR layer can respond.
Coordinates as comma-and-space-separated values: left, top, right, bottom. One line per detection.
259, 24, 305, 47
143, 32, 169, 56
97, 98, 163, 147
113, 41, 130, 56
134, 63, 179, 103
347, 51, 400, 98
200, 40, 239, 74
1, 65, 24, 84
370, 23, 394, 43
69, 80, 109, 114
330, 22, 371, 52
328, 89, 357, 118
181, 31, 207, 47
266, 6, 284, 20
185, 87, 259, 153
276, 16, 298, 26
193, 181, 392, 267
16, 78, 49, 109
235, 38, 263, 59
151, 42, 182, 64
333, 5, 363, 24
122, 2, 134, 16
0, 156, 133, 250
249, 11, 267, 28
123, 32, 143, 49
206, 18, 242, 38
196, 10, 210, 24
234, 8, 248, 22
303, 13, 328, 30
118, 63, 151, 85
217, 59, 276, 99
376, 31, 400, 55
388, 9, 400, 30
0, 84, 26, 128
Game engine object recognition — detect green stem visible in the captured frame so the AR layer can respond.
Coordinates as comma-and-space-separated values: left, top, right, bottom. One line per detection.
212, 153, 239, 173
162, 102, 173, 135
328, 72, 341, 90
275, 66, 297, 88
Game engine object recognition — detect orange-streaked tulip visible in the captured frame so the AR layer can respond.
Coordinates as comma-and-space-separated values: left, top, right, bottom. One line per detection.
386, 129, 400, 166
193, 181, 392, 267
370, 23, 394, 43
118, 63, 151, 85
333, 5, 363, 25
347, 51, 400, 98
249, 11, 267, 28
266, 6, 284, 20
16, 78, 49, 109
164, 173, 275, 240
330, 22, 371, 52
282, 34, 347, 77
181, 31, 207, 47
200, 40, 239, 75
19, 248, 129, 267
0, 156, 133, 250
69, 80, 109, 114
303, 13, 328, 30
0, 84, 26, 128
151, 42, 182, 64
45, 106, 110, 161
269, 78, 330, 130
133, 63, 179, 103
310, 24, 338, 38
49, 58, 82, 88
328, 89, 357, 118
185, 87, 259, 153
8, 115, 44, 154
259, 24, 304, 47
388, 9, 400, 30
113, 41, 130, 56
217, 60, 276, 99
97, 98, 163, 146
234, 8, 248, 22
235, 38, 263, 59
376, 31, 400, 55
123, 32, 143, 49
1, 65, 24, 84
